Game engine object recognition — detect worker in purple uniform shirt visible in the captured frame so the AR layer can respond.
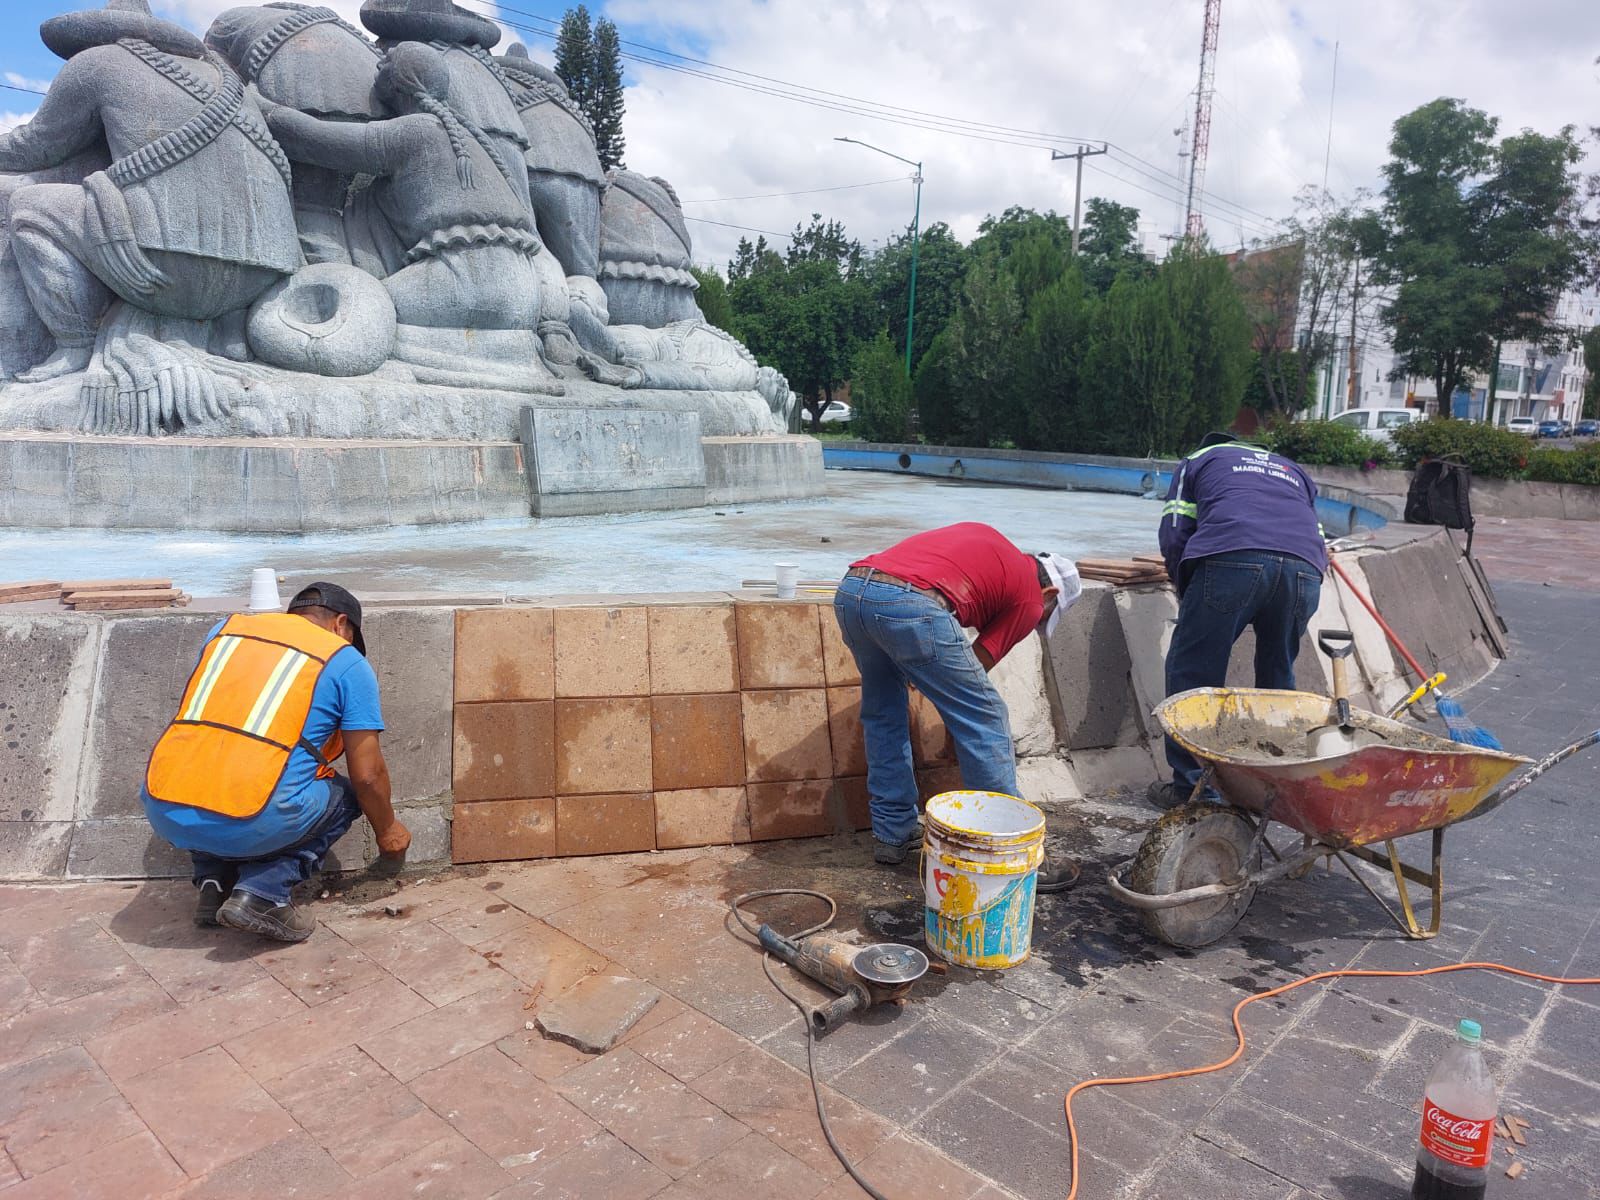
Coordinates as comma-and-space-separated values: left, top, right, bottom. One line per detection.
1151, 433, 1328, 809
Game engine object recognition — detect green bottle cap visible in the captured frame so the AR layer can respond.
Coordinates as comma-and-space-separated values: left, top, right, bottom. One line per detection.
1458, 1019, 1482, 1043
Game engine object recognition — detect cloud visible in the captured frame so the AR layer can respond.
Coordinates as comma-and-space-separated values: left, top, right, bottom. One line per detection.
3, 72, 52, 94
0, 111, 36, 135
15, 0, 1598, 270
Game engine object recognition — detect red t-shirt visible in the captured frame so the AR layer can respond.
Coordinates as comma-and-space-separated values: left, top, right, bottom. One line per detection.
853, 522, 1043, 665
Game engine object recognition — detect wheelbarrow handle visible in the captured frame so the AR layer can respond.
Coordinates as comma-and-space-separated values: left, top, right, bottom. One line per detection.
1467, 728, 1600, 823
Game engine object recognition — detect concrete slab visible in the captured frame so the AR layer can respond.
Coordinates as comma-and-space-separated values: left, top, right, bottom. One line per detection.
66, 818, 187, 879
0, 819, 72, 878
1016, 755, 1082, 803
536, 974, 662, 1053
990, 635, 1057, 758
1068, 743, 1162, 792
363, 608, 454, 805
1111, 586, 1179, 739
0, 615, 98, 823
1043, 584, 1143, 751
1355, 533, 1496, 692
78, 612, 218, 821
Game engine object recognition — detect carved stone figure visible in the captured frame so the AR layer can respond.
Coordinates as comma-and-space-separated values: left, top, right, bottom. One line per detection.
0, 0, 300, 384
598, 170, 704, 328
204, 3, 386, 266
496, 42, 604, 280
262, 41, 560, 393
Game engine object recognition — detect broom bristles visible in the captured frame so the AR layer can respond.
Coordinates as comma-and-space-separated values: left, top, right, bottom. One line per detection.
1436, 695, 1503, 750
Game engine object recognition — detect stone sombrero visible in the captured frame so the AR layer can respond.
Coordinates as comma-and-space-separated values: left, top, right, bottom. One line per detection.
360, 0, 501, 49
41, 0, 205, 61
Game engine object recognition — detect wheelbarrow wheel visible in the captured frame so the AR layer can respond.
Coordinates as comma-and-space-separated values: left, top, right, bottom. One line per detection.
1127, 803, 1259, 948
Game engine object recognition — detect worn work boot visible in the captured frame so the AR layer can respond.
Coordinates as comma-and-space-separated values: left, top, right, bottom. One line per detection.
873, 834, 923, 866
1146, 780, 1191, 811
1035, 854, 1080, 893
218, 892, 316, 943
193, 879, 229, 927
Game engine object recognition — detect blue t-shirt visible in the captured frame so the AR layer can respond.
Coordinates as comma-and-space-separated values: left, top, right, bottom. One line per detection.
143, 620, 384, 858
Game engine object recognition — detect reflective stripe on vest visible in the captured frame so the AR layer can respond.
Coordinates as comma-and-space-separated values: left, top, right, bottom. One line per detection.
145, 612, 351, 820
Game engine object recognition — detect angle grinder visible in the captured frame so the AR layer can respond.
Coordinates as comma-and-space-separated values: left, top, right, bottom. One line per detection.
755, 926, 929, 1032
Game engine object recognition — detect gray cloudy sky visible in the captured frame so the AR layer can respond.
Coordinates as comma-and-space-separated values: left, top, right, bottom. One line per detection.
5, 0, 1598, 267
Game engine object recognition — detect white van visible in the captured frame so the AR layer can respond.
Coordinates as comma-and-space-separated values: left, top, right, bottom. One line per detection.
1331, 407, 1422, 446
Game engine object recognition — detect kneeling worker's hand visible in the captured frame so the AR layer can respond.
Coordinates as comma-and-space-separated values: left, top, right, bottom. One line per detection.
377, 819, 412, 859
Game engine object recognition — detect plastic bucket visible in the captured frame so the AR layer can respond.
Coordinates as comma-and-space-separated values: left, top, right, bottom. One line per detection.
922, 790, 1046, 969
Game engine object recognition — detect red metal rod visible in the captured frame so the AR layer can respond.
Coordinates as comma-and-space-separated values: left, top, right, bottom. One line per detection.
1328, 557, 1429, 682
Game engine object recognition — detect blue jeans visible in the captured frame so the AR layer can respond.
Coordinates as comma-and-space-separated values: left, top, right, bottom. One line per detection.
190, 777, 363, 906
833, 574, 1018, 845
1164, 550, 1323, 790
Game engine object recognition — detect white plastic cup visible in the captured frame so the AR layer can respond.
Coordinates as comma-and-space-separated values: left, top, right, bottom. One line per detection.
774, 562, 798, 600
249, 568, 282, 611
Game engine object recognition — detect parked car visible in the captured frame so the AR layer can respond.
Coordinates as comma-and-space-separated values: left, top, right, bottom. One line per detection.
1506, 417, 1538, 436
1537, 420, 1564, 438
819, 400, 852, 425
1330, 406, 1422, 447
1576, 420, 1599, 437
1560, 419, 1574, 436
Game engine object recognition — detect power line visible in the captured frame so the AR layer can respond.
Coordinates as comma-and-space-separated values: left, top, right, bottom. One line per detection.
682, 214, 795, 238
681, 177, 907, 204
0, 82, 47, 97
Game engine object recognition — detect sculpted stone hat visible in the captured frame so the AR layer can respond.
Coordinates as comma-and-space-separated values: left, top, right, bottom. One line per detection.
360, 0, 501, 49
41, 0, 206, 61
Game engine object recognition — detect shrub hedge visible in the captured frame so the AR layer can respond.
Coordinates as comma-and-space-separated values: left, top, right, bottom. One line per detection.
1263, 420, 1393, 469
1388, 419, 1530, 478
1527, 441, 1600, 486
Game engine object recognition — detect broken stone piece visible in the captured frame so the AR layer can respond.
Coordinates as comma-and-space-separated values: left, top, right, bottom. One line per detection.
535, 975, 661, 1054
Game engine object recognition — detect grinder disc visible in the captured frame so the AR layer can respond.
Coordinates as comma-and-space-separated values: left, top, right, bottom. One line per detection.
852, 943, 929, 986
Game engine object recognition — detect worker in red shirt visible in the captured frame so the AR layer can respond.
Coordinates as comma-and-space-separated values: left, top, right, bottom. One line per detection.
834, 522, 1082, 890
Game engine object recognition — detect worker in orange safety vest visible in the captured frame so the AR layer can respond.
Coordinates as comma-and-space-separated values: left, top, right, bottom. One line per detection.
142, 582, 410, 941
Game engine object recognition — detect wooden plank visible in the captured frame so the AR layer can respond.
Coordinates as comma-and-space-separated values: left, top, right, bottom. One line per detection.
58, 578, 173, 594
67, 590, 183, 610
1132, 553, 1167, 564
1505, 1161, 1524, 1179
0, 581, 64, 604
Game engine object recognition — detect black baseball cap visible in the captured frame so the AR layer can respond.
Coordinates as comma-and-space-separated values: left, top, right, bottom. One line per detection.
288, 582, 366, 655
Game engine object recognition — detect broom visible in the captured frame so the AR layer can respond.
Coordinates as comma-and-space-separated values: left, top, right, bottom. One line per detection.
1327, 557, 1502, 750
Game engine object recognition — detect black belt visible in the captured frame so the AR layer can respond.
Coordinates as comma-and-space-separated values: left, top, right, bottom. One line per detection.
844, 566, 951, 610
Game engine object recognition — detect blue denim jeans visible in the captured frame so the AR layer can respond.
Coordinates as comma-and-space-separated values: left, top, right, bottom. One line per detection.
190, 776, 364, 906
833, 574, 1018, 845
1164, 550, 1323, 790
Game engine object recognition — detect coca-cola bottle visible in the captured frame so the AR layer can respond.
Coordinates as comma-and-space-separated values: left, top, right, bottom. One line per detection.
1412, 1018, 1497, 1200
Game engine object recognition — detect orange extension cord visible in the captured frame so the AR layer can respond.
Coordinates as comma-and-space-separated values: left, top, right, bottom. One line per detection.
1062, 962, 1600, 1199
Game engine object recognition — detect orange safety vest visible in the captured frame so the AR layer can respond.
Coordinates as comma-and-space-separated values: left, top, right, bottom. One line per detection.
145, 612, 352, 819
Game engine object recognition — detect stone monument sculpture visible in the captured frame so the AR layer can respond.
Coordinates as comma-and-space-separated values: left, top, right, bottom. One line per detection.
0, 0, 816, 529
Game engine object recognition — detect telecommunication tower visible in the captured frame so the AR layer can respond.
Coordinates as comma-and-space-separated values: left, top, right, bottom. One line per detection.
1183, 0, 1221, 239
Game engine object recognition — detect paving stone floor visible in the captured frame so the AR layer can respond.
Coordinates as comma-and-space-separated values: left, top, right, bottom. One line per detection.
2, 579, 1597, 1200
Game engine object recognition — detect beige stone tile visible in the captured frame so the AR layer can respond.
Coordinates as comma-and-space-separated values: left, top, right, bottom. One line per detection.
736, 603, 825, 689
654, 787, 750, 850
556, 698, 652, 795
557, 793, 656, 856
554, 606, 650, 697
741, 690, 832, 783
652, 693, 745, 790
649, 604, 739, 694
453, 798, 557, 863
454, 607, 554, 702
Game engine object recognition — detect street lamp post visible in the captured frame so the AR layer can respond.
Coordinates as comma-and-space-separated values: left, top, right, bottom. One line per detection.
836, 137, 921, 378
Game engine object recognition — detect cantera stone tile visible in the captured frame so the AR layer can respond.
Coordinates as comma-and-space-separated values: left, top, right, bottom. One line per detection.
747, 781, 834, 841
649, 604, 739, 694
911, 688, 957, 768
453, 798, 556, 863
452, 700, 554, 802
741, 689, 832, 783
836, 776, 872, 831
654, 787, 750, 850
555, 698, 652, 795
652, 693, 745, 790
454, 607, 554, 702
826, 686, 867, 777
557, 793, 656, 856
554, 606, 649, 697
735, 602, 825, 689
819, 605, 861, 687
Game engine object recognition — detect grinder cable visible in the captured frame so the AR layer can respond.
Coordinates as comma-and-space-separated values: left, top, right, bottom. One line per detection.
730, 889, 891, 1200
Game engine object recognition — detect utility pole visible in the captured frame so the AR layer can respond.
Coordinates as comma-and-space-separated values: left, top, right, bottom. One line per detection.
1051, 144, 1108, 255
1346, 253, 1361, 410
836, 137, 922, 377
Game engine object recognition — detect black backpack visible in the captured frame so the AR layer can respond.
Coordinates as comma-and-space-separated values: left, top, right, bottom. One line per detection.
1405, 455, 1475, 545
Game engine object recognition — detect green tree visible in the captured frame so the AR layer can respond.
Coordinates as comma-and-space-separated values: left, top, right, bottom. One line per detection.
1079, 272, 1192, 456
1005, 232, 1069, 309
913, 329, 959, 444
1371, 99, 1593, 409
1163, 243, 1251, 445
689, 266, 734, 332
589, 18, 626, 170
553, 5, 593, 111
942, 257, 1025, 445
1015, 265, 1096, 450
1077, 197, 1150, 293
968, 206, 1073, 264
866, 221, 966, 371
850, 330, 912, 442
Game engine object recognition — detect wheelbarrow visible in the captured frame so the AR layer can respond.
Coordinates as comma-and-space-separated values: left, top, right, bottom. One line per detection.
1108, 677, 1598, 948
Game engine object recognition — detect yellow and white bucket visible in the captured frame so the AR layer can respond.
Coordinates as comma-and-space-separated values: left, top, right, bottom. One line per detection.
922, 790, 1046, 969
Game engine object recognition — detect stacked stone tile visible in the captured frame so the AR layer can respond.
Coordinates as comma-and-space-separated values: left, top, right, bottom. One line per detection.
450, 599, 963, 863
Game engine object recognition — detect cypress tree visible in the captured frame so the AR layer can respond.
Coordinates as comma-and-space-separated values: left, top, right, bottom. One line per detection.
553, 5, 593, 111
590, 18, 626, 170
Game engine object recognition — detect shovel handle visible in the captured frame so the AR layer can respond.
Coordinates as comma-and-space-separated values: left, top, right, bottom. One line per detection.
1319, 630, 1355, 720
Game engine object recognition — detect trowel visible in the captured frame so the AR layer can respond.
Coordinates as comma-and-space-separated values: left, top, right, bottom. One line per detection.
1307, 630, 1361, 757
